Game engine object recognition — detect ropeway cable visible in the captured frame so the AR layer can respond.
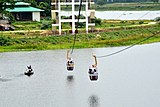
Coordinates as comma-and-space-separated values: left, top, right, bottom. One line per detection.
138, 11, 150, 20
97, 30, 160, 58
116, 11, 127, 19
70, 0, 83, 54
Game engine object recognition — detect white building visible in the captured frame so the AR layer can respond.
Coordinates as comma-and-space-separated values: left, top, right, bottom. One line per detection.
7, 2, 44, 22
51, 0, 95, 35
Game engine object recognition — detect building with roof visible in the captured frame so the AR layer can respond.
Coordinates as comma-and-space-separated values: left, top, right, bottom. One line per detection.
6, 2, 44, 22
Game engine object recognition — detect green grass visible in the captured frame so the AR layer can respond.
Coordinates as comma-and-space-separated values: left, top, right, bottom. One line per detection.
96, 20, 153, 28
12, 21, 41, 30
12, 20, 53, 30
10, 19, 154, 33
0, 24, 159, 52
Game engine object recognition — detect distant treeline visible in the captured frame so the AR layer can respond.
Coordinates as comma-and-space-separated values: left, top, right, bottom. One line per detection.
1, 0, 159, 19
19, 0, 160, 14
95, 0, 160, 4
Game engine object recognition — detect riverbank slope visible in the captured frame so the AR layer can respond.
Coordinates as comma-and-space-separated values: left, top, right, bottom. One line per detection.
0, 23, 159, 52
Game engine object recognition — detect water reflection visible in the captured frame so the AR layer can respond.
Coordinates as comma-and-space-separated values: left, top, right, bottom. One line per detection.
0, 73, 25, 82
14, 73, 25, 77
88, 95, 100, 107
0, 78, 12, 82
67, 75, 74, 82
66, 75, 75, 87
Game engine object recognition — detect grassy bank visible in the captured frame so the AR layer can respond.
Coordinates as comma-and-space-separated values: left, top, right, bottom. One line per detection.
0, 24, 159, 52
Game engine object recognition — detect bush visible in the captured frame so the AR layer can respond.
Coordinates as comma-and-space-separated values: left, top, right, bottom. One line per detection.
131, 21, 135, 24
110, 24, 115, 27
139, 21, 144, 24
3, 11, 15, 23
61, 16, 69, 19
96, 0, 105, 5
79, 14, 85, 19
120, 21, 127, 23
0, 36, 11, 46
43, 16, 51, 20
77, 22, 85, 28
154, 17, 160, 22
52, 19, 56, 24
95, 18, 102, 25
41, 22, 52, 29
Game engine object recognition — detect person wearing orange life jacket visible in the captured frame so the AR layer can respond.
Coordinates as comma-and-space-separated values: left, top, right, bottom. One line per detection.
66, 50, 74, 71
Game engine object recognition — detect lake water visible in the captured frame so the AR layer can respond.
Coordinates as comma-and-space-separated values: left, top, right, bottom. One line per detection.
62, 11, 160, 20
0, 42, 160, 107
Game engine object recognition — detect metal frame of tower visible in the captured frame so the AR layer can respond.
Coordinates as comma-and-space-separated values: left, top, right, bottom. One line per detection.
51, 0, 95, 35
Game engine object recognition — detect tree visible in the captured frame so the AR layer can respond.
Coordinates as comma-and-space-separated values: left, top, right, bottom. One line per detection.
96, 0, 106, 5
0, 0, 16, 20
154, 17, 160, 21
36, 0, 51, 17
0, 0, 16, 13
151, 0, 159, 3
38, 2, 50, 16
21, 0, 37, 7
21, 0, 51, 17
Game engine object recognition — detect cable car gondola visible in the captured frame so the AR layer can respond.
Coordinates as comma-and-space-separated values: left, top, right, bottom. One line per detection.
67, 60, 74, 71
89, 70, 98, 81
66, 50, 74, 71
88, 55, 98, 81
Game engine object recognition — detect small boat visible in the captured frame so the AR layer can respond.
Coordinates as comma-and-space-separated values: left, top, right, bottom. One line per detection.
24, 72, 34, 76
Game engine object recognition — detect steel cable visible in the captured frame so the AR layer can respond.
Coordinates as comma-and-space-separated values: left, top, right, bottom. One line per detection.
71, 0, 83, 54
97, 30, 160, 58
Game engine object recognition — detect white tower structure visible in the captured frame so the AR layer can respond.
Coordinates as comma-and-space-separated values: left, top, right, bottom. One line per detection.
51, 0, 95, 35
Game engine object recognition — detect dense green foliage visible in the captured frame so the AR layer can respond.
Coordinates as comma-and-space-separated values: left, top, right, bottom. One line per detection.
154, 17, 160, 21
11, 18, 102, 30
0, 0, 16, 13
12, 20, 52, 30
0, 36, 12, 46
0, 24, 159, 52
0, 0, 16, 21
21, 0, 51, 16
150, 0, 159, 3
11, 19, 154, 32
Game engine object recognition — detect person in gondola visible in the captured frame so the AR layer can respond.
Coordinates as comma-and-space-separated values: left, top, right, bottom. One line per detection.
66, 50, 74, 71
88, 55, 98, 80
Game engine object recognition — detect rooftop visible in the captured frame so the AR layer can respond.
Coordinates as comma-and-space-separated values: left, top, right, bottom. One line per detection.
6, 6, 44, 12
15, 2, 30, 6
